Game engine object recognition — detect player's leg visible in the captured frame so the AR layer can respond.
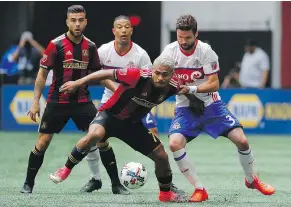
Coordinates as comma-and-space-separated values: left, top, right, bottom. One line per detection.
118, 122, 186, 202
142, 112, 184, 194
21, 104, 70, 193
80, 145, 102, 193
226, 127, 275, 195
73, 103, 128, 194
49, 111, 113, 183
97, 141, 129, 195
168, 107, 208, 202
202, 100, 275, 195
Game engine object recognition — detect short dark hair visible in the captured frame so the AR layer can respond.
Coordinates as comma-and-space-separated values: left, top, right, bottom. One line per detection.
114, 15, 130, 23
246, 39, 258, 47
67, 5, 86, 15
176, 15, 197, 34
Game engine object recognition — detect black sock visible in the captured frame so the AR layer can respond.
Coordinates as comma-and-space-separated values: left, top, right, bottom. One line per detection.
25, 146, 45, 185
157, 174, 172, 192
99, 145, 120, 186
65, 146, 88, 169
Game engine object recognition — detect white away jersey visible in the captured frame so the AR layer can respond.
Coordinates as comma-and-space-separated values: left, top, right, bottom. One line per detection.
161, 40, 221, 107
98, 41, 152, 103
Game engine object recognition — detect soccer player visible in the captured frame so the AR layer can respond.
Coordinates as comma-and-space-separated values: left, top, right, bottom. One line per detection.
20, 5, 120, 193
161, 15, 275, 202
80, 15, 159, 194
49, 56, 187, 202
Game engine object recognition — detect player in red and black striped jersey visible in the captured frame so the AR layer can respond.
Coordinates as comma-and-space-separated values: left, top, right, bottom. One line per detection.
20, 5, 124, 194
49, 55, 188, 202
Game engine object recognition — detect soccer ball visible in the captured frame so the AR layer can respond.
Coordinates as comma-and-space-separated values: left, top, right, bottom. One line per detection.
120, 162, 148, 189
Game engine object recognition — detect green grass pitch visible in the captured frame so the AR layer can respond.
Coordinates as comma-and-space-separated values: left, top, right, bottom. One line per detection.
0, 132, 290, 207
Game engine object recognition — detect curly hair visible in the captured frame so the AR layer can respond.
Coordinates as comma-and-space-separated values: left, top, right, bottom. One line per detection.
176, 15, 197, 34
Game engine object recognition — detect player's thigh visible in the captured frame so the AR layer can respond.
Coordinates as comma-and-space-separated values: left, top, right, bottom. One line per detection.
202, 100, 242, 139
142, 112, 158, 130
71, 102, 97, 131
118, 121, 162, 156
38, 104, 70, 134
168, 107, 202, 142
89, 110, 117, 141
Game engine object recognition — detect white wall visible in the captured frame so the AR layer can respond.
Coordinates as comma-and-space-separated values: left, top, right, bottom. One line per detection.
161, 1, 281, 88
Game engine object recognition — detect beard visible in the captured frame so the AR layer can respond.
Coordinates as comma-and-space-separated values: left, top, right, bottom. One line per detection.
69, 29, 82, 37
179, 41, 195, 51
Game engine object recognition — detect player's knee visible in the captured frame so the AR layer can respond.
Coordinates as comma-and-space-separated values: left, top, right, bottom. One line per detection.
236, 137, 249, 151
87, 125, 105, 142
36, 133, 53, 151
168, 135, 185, 152
151, 145, 169, 164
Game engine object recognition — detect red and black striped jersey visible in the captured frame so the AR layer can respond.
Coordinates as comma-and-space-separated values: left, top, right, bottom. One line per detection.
99, 68, 181, 122
40, 33, 101, 104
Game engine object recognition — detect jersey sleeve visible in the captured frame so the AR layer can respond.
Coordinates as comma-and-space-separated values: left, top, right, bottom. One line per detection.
113, 68, 141, 87
138, 51, 152, 69
89, 44, 102, 71
203, 46, 220, 75
40, 41, 57, 70
169, 74, 182, 94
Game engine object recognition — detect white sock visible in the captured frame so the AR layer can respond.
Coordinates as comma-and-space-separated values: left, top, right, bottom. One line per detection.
238, 148, 255, 183
86, 146, 101, 180
173, 148, 203, 189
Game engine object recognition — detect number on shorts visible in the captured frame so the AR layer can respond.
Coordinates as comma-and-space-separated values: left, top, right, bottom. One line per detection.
226, 115, 235, 126
146, 113, 153, 124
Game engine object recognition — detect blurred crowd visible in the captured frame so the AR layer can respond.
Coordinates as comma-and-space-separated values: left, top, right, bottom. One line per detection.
0, 32, 270, 89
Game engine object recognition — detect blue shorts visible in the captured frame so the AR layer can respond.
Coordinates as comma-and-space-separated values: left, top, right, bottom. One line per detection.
169, 100, 242, 141
99, 103, 157, 130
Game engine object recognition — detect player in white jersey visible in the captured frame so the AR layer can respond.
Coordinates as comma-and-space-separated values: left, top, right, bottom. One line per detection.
162, 15, 275, 202
80, 15, 182, 195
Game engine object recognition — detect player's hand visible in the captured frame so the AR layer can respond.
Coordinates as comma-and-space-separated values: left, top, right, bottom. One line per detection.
59, 81, 78, 94
27, 101, 40, 122
178, 85, 190, 95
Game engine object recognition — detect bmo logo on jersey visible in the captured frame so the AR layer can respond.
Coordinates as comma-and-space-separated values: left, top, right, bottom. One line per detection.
175, 68, 204, 83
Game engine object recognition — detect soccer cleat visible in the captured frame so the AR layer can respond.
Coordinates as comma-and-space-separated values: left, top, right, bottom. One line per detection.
189, 188, 208, 202
170, 183, 186, 195
80, 178, 102, 193
245, 176, 275, 195
49, 166, 71, 184
112, 183, 130, 195
158, 191, 187, 202
20, 182, 34, 193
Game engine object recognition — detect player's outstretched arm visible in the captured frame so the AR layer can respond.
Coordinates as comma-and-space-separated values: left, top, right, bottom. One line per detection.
184, 74, 220, 94
59, 69, 115, 94
27, 67, 49, 122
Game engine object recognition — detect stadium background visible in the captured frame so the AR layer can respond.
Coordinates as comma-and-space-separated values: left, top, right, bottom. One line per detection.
0, 1, 290, 206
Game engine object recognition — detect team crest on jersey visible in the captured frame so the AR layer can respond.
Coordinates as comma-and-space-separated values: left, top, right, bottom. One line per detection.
119, 68, 127, 76
172, 122, 181, 129
210, 61, 218, 70
82, 50, 88, 56
126, 61, 135, 68
193, 59, 201, 68
41, 54, 47, 63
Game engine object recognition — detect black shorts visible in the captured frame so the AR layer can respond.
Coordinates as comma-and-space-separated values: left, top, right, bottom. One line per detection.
91, 111, 161, 156
39, 102, 97, 134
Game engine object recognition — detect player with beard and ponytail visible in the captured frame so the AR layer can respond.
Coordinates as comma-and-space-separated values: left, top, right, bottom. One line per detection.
20, 5, 119, 193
